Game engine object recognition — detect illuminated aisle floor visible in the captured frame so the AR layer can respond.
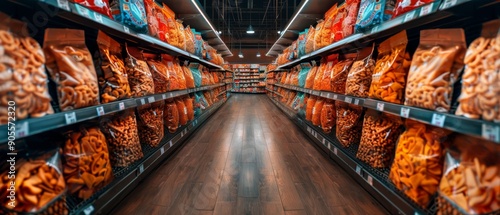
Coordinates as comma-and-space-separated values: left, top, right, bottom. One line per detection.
111, 94, 387, 215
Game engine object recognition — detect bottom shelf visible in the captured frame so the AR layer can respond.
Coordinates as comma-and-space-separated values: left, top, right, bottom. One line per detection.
267, 96, 429, 215
69, 97, 230, 215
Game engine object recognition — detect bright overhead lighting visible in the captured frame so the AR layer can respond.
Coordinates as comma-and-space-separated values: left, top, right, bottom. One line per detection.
238, 50, 244, 58
246, 25, 255, 34
277, 31, 281, 34
266, 0, 310, 56
191, 0, 232, 56
256, 52, 261, 57
218, 31, 222, 34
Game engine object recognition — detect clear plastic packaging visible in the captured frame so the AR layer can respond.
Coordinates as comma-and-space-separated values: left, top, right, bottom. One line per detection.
305, 25, 316, 54
320, 99, 336, 133
331, 54, 356, 94
165, 99, 179, 133
182, 65, 195, 88
298, 64, 311, 88
342, 0, 361, 39
124, 45, 154, 97
335, 101, 364, 148
346, 45, 375, 97
184, 96, 195, 121
319, 55, 339, 92
313, 20, 325, 51
137, 101, 164, 147
175, 98, 188, 126
145, 54, 169, 94
305, 65, 319, 89
72, 0, 113, 19
312, 97, 325, 126
305, 95, 317, 121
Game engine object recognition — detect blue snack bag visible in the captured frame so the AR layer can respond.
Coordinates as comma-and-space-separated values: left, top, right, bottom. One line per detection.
111, 0, 148, 34
354, 0, 395, 33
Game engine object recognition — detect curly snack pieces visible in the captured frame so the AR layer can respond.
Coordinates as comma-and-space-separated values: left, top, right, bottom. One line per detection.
96, 31, 131, 103
357, 109, 403, 168
336, 101, 364, 148
0, 20, 52, 124
62, 127, 113, 200
331, 54, 356, 94
44, 28, 100, 111
101, 110, 143, 167
145, 54, 169, 94
438, 134, 500, 214
165, 99, 180, 133
346, 45, 375, 97
320, 99, 335, 133
125, 45, 154, 96
389, 120, 449, 207
137, 101, 164, 147
456, 20, 500, 121
405, 29, 466, 112
369, 30, 411, 104
0, 158, 67, 214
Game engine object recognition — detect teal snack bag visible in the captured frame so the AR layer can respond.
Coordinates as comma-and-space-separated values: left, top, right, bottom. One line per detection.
111, 0, 148, 34
355, 0, 395, 33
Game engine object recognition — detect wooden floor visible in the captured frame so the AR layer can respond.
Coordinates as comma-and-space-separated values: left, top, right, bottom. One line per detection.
111, 94, 388, 215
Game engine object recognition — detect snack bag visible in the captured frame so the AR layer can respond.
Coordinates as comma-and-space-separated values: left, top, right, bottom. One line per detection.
405, 29, 466, 112
346, 44, 375, 97
175, 97, 188, 125
393, 0, 434, 18
305, 65, 319, 89
305, 95, 317, 121
62, 127, 114, 200
137, 101, 164, 147
368, 30, 411, 104
336, 101, 364, 147
144, 0, 168, 40
175, 20, 186, 50
342, 0, 361, 39
145, 53, 169, 93
160, 3, 178, 45
72, 0, 113, 18
96, 31, 131, 103
357, 109, 403, 168
0, 17, 52, 124
174, 60, 187, 90
44, 28, 99, 111
185, 25, 196, 54
319, 54, 339, 92
331, 53, 356, 94
193, 29, 203, 57
161, 54, 181, 91
355, 0, 395, 33
184, 96, 195, 121
322, 4, 337, 46
389, 120, 449, 207
305, 25, 316, 53
437, 134, 500, 214
313, 20, 325, 51
101, 110, 143, 167
110, 0, 148, 34
298, 63, 312, 88
165, 99, 179, 133
331, 3, 347, 42
124, 45, 154, 96
312, 97, 325, 126
320, 99, 336, 133
456, 20, 500, 121
182, 65, 196, 88
297, 29, 308, 58
190, 63, 203, 87
194, 92, 206, 117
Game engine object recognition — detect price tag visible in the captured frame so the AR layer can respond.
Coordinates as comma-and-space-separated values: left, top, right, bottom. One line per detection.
169, 140, 173, 147
376, 103, 384, 111
83, 205, 94, 215
400, 107, 410, 118
344, 97, 352, 104
94, 13, 103, 23
15, 121, 29, 138
333, 147, 338, 155
140, 98, 145, 105
431, 114, 446, 127
333, 95, 338, 100
325, 93, 331, 98
160, 146, 165, 155
148, 96, 155, 103
65, 112, 77, 124
118, 102, 125, 110
355, 165, 362, 175
138, 164, 144, 175
79, 6, 91, 18
162, 94, 167, 100
419, 4, 433, 16
57, 0, 70, 11
482, 124, 500, 142
367, 175, 373, 186
322, 138, 326, 145
96, 106, 105, 116
371, 25, 379, 34
403, 10, 416, 23
169, 92, 174, 97
442, 0, 457, 9
354, 99, 360, 105
123, 25, 132, 34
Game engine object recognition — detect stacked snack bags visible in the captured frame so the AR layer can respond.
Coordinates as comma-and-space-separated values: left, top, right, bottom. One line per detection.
345, 45, 375, 97
110, 0, 148, 33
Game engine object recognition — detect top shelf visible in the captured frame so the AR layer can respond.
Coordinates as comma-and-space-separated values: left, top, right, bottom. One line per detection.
271, 0, 498, 68
9, 0, 225, 69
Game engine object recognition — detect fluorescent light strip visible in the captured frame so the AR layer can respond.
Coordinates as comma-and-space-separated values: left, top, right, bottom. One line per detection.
191, 0, 233, 56
266, 0, 310, 56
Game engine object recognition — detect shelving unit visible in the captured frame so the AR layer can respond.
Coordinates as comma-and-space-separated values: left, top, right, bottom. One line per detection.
232, 67, 265, 94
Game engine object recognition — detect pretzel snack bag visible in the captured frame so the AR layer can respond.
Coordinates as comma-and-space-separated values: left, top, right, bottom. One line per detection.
137, 101, 164, 147
124, 45, 154, 97
145, 53, 169, 94
320, 99, 336, 133
345, 44, 375, 97
336, 101, 364, 148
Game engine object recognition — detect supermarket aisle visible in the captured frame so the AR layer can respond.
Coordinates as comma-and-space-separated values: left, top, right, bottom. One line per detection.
111, 94, 387, 215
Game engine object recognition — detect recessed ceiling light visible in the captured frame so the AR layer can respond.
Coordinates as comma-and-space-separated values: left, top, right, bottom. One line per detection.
246, 25, 255, 34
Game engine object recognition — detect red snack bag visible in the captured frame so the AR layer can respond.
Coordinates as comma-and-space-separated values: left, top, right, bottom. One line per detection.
393, 0, 435, 19
72, 0, 113, 19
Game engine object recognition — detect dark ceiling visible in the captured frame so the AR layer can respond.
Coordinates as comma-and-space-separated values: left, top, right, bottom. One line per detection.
201, 0, 300, 64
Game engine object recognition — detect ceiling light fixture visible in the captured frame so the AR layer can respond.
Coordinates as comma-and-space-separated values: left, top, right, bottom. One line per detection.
266, 0, 310, 56
246, 25, 255, 34
239, 51, 244, 58
256, 52, 261, 57
217, 31, 222, 34
277, 31, 281, 34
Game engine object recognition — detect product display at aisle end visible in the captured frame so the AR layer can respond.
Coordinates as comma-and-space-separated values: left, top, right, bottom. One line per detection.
232, 64, 266, 94
266, 0, 500, 214
0, 0, 231, 214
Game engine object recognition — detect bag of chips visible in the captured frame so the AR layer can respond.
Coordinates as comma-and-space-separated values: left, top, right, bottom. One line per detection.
110, 0, 148, 33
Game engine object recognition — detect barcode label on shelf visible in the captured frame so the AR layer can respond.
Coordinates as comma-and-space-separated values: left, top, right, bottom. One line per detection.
140, 98, 145, 105
160, 146, 165, 155
94, 13, 103, 23
482, 124, 500, 142
442, 0, 457, 9
65, 112, 77, 124
333, 95, 338, 100
57, 0, 70, 10
325, 93, 331, 98
371, 25, 379, 34
328, 142, 332, 150
400, 107, 410, 118
169, 140, 173, 147
148, 96, 155, 103
119, 102, 125, 110
83, 205, 94, 215
96, 106, 105, 116
162, 94, 167, 99
420, 4, 433, 16
322, 138, 326, 145
333, 147, 338, 155
138, 164, 144, 175
344, 97, 352, 104
354, 99, 360, 105
123, 26, 130, 33
431, 114, 446, 127
355, 165, 362, 175
403, 10, 416, 22
15, 121, 29, 138
79, 6, 91, 18
367, 175, 373, 186
376, 103, 384, 111
169, 92, 174, 97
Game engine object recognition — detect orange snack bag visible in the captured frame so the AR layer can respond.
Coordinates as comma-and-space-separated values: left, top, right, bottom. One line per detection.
184, 96, 195, 121
320, 99, 336, 133
164, 99, 179, 133
161, 54, 181, 91
173, 60, 187, 90
305, 25, 316, 54
175, 98, 188, 125
305, 95, 317, 121
305, 65, 319, 89
331, 53, 356, 94
313, 20, 325, 51
312, 97, 325, 126
368, 30, 411, 104
313, 61, 327, 90
321, 4, 338, 47
182, 65, 195, 88
320, 54, 339, 92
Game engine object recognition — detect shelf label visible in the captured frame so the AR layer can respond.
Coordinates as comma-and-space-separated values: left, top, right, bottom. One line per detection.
118, 102, 125, 110
83, 205, 94, 215
140, 98, 145, 105
354, 99, 360, 105
419, 4, 433, 16
138, 164, 144, 175
333, 95, 338, 100
400, 107, 410, 118
327, 142, 331, 150
431, 114, 446, 127
169, 92, 174, 97
482, 124, 500, 142
403, 10, 416, 23
57, 0, 70, 11
344, 97, 352, 104
65, 112, 77, 124
325, 93, 331, 99
376, 103, 384, 111
148, 96, 155, 103
79, 6, 91, 18
96, 106, 105, 116
367, 175, 373, 186
160, 146, 165, 155
94, 13, 103, 23
123, 26, 130, 33
371, 25, 379, 34
333, 147, 338, 155
169, 140, 173, 147
442, 0, 457, 9
162, 94, 167, 100
322, 138, 326, 145
15, 121, 29, 138
355, 165, 362, 175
